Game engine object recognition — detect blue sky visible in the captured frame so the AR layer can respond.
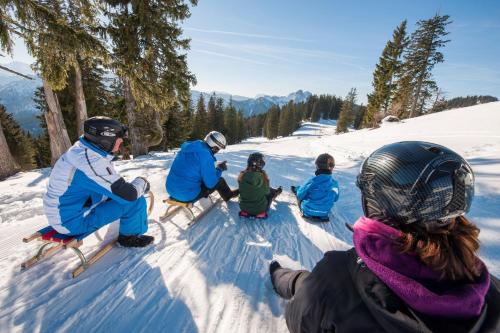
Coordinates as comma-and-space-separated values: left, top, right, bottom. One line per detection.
2, 0, 500, 103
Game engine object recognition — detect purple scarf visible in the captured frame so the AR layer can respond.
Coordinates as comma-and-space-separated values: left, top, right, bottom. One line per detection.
352, 216, 490, 318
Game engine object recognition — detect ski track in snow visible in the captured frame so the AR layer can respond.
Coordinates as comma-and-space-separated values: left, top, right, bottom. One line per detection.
0, 102, 499, 332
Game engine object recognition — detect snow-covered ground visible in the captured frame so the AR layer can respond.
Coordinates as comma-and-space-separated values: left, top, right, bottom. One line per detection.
0, 102, 499, 332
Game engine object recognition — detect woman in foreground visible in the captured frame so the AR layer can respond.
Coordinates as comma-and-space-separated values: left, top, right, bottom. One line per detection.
270, 141, 500, 333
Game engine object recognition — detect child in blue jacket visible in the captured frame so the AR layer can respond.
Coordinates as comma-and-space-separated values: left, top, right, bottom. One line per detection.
291, 153, 339, 220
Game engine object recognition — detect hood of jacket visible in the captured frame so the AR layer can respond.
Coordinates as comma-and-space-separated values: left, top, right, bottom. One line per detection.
180, 140, 214, 158
352, 216, 491, 319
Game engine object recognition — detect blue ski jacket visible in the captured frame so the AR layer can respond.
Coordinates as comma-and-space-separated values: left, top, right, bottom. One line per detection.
43, 137, 148, 234
166, 140, 222, 202
296, 174, 339, 217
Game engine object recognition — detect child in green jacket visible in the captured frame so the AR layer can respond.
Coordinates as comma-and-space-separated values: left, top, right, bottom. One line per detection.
238, 153, 282, 218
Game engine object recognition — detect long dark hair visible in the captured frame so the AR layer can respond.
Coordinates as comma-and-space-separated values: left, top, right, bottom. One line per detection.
397, 216, 482, 281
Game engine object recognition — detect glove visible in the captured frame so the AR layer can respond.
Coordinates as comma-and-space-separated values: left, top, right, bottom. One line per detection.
131, 176, 150, 197
276, 186, 283, 195
290, 185, 297, 194
216, 160, 227, 172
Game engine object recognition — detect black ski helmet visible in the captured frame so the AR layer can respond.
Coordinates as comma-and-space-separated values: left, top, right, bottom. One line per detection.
356, 141, 474, 226
248, 152, 265, 169
84, 116, 128, 153
315, 153, 335, 170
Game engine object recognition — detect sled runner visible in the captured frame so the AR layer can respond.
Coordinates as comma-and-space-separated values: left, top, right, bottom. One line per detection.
160, 195, 222, 227
20, 192, 155, 278
21, 227, 116, 278
238, 210, 268, 220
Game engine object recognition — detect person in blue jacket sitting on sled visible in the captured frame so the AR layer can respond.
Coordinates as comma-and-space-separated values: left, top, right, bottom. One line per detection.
43, 117, 154, 248
166, 131, 239, 203
291, 153, 339, 221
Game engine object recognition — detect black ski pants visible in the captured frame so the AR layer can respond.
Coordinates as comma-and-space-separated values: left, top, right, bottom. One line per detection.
272, 267, 311, 300
196, 177, 236, 202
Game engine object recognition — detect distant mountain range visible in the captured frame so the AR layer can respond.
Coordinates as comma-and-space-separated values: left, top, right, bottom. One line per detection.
0, 61, 312, 135
190, 89, 312, 117
0, 62, 42, 135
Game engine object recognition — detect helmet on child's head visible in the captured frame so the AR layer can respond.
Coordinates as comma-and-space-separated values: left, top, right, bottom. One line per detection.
248, 152, 265, 170
204, 131, 226, 152
315, 153, 335, 170
84, 116, 128, 153
356, 141, 474, 226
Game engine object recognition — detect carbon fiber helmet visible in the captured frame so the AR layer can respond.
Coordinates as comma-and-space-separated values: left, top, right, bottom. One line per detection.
248, 152, 265, 169
204, 131, 226, 152
84, 116, 128, 153
356, 141, 474, 226
315, 153, 335, 170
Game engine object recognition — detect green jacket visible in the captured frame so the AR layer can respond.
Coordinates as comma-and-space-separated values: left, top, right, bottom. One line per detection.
238, 170, 270, 215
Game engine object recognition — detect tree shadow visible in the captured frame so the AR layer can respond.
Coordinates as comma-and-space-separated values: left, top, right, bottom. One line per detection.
0, 226, 198, 333
173, 150, 358, 318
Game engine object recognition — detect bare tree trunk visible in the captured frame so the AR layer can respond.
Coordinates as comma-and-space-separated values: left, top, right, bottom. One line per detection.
123, 77, 148, 157
73, 61, 88, 137
43, 79, 71, 165
0, 119, 19, 180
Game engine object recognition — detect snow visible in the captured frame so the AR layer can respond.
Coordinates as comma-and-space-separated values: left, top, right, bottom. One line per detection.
1, 102, 500, 332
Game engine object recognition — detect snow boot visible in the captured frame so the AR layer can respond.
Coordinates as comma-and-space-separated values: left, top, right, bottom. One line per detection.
269, 260, 282, 294
117, 234, 154, 248
216, 178, 239, 202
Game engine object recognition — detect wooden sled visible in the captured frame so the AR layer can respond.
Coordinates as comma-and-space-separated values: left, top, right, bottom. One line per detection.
20, 191, 155, 278
160, 195, 222, 227
21, 227, 116, 278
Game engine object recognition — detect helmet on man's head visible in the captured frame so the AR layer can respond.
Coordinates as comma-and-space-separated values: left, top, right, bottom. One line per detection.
84, 116, 128, 153
356, 141, 474, 226
315, 153, 335, 170
204, 131, 226, 152
248, 152, 265, 170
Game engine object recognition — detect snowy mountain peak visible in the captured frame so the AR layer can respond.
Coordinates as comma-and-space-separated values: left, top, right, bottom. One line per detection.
191, 89, 313, 117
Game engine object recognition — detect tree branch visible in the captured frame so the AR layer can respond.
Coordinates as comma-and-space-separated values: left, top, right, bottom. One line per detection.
0, 64, 33, 80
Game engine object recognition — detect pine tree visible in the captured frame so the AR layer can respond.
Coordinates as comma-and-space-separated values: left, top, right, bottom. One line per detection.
105, 0, 197, 156
406, 14, 451, 118
33, 87, 52, 168
223, 102, 238, 144
3, 1, 110, 163
278, 104, 290, 136
236, 110, 246, 143
353, 104, 366, 129
364, 20, 409, 127
264, 106, 280, 139
390, 69, 414, 118
311, 100, 321, 122
161, 102, 190, 151
192, 94, 207, 139
207, 94, 217, 132
0, 105, 36, 170
215, 97, 225, 133
336, 88, 357, 134
0, 107, 19, 179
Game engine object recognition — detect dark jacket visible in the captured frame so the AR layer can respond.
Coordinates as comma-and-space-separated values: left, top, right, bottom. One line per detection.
238, 170, 270, 215
285, 249, 500, 333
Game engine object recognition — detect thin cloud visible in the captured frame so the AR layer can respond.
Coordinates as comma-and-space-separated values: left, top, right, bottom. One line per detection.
192, 39, 367, 70
192, 49, 270, 65
185, 27, 313, 43
193, 39, 300, 65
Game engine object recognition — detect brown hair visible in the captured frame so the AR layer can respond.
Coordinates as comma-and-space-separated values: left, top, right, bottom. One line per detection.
397, 216, 482, 281
238, 169, 270, 185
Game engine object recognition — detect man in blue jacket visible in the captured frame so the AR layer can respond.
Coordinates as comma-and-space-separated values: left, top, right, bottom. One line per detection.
43, 117, 154, 247
166, 131, 238, 203
291, 153, 339, 220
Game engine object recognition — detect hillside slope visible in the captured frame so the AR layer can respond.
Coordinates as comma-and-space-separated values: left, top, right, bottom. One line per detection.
0, 102, 499, 332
